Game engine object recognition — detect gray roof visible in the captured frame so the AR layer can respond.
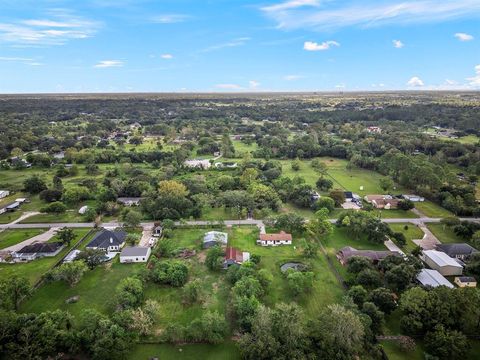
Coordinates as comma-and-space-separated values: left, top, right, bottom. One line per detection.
436, 243, 478, 257
456, 276, 476, 283
87, 229, 126, 249
338, 246, 399, 262
120, 247, 150, 257
417, 269, 454, 288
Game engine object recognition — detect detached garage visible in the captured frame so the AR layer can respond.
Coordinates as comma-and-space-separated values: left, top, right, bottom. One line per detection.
120, 247, 151, 263
422, 250, 463, 276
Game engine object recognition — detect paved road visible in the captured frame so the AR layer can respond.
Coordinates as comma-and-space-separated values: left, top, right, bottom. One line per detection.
0, 217, 478, 230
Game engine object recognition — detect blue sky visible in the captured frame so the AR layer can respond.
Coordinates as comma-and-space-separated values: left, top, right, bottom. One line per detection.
0, 0, 479, 93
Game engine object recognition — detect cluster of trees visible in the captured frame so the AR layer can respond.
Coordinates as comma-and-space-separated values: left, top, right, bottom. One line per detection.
337, 212, 392, 244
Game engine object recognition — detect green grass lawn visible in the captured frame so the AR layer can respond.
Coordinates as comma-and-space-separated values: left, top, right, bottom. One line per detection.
414, 201, 453, 217
0, 228, 91, 284
389, 223, 424, 253
0, 229, 46, 250
380, 340, 424, 360
427, 223, 464, 244
229, 226, 344, 316
127, 342, 240, 360
0, 211, 24, 224
20, 210, 85, 223
371, 209, 418, 219
233, 140, 258, 155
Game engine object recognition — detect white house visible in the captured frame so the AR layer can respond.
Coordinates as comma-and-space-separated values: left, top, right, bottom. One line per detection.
184, 159, 211, 169
120, 247, 151, 263
402, 194, 425, 202
422, 250, 463, 276
417, 269, 454, 288
257, 231, 292, 246
117, 197, 142, 206
0, 190, 9, 199
86, 229, 126, 253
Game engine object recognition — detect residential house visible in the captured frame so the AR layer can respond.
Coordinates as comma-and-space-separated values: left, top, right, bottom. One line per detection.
364, 195, 392, 203
117, 197, 143, 206
422, 250, 463, 276
372, 198, 400, 209
337, 246, 400, 266
454, 276, 477, 288
0, 190, 9, 199
257, 231, 292, 246
402, 194, 425, 202
13, 242, 64, 262
223, 247, 250, 268
0, 201, 20, 215
203, 231, 228, 248
184, 159, 212, 169
417, 269, 454, 288
153, 226, 163, 237
64, 249, 82, 263
86, 229, 126, 253
120, 247, 151, 263
366, 126, 382, 134
344, 192, 361, 202
436, 243, 478, 261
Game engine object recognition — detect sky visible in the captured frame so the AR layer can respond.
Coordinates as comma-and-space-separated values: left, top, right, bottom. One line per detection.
0, 0, 479, 93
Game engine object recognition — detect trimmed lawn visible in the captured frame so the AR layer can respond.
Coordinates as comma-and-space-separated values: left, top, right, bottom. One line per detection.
22, 261, 144, 318
371, 209, 418, 219
414, 201, 453, 218
389, 223, 424, 253
200, 206, 240, 221
233, 140, 258, 155
21, 211, 85, 224
427, 223, 464, 244
0, 211, 24, 224
229, 226, 344, 316
0, 228, 91, 284
127, 342, 240, 360
0, 229, 46, 250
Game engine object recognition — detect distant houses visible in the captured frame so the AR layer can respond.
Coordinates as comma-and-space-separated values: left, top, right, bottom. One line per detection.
0, 201, 20, 215
364, 195, 399, 209
336, 246, 400, 266
13, 242, 64, 262
401, 194, 425, 202
214, 162, 237, 169
366, 126, 382, 134
120, 247, 151, 263
86, 229, 126, 253
0, 190, 9, 199
184, 159, 212, 169
117, 197, 143, 206
224, 247, 250, 268
257, 231, 292, 246
421, 250, 463, 276
203, 231, 228, 249
78, 205, 89, 215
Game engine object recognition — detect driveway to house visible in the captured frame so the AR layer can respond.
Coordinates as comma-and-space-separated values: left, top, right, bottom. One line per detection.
139, 223, 154, 246
384, 239, 406, 255
412, 224, 441, 250
3, 227, 59, 252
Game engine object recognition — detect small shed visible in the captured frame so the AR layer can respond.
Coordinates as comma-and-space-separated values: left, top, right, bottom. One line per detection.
454, 276, 477, 288
120, 247, 151, 263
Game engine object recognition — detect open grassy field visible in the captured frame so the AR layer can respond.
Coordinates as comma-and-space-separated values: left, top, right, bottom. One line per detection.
0, 228, 91, 284
233, 139, 258, 155
127, 342, 241, 360
0, 229, 46, 250
229, 226, 344, 315
389, 223, 424, 253
279, 158, 408, 197
427, 223, 464, 244
414, 201, 453, 217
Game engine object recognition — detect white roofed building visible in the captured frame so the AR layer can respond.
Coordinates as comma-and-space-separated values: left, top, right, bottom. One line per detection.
417, 269, 454, 288
422, 250, 463, 276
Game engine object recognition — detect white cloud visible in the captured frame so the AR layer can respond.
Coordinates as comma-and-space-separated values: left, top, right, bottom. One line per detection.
393, 39, 404, 48
262, 0, 320, 12
215, 84, 243, 90
261, 0, 480, 31
407, 76, 424, 87
94, 60, 124, 68
201, 37, 250, 53
0, 12, 99, 46
467, 64, 480, 86
335, 83, 346, 88
454, 32, 474, 41
160, 54, 173, 59
0, 56, 42, 65
304, 40, 339, 51
249, 80, 260, 89
151, 14, 190, 24
284, 74, 302, 80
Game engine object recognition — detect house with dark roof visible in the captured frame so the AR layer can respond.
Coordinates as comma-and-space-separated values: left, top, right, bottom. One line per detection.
436, 243, 478, 261
223, 247, 250, 268
454, 276, 477, 288
86, 229, 126, 253
257, 231, 292, 246
13, 242, 64, 262
336, 246, 400, 265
